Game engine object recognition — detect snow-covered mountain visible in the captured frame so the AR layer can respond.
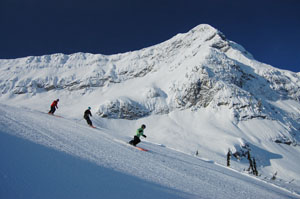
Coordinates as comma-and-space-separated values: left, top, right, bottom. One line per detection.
0, 24, 300, 196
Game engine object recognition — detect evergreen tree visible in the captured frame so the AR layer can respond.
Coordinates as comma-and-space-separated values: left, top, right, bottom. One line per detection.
253, 158, 258, 176
271, 171, 277, 180
227, 149, 231, 167
247, 151, 254, 173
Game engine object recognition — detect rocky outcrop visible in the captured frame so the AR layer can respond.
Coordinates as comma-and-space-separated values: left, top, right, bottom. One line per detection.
97, 98, 149, 120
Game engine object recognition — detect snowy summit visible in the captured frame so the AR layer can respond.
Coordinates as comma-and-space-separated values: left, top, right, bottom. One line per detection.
0, 24, 300, 198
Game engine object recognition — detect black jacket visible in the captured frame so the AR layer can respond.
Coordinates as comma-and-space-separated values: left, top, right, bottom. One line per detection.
84, 109, 92, 118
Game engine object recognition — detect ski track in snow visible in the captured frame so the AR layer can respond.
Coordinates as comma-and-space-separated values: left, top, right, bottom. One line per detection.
0, 104, 299, 199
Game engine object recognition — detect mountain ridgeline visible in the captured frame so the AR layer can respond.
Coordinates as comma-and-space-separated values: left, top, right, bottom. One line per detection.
1, 25, 299, 123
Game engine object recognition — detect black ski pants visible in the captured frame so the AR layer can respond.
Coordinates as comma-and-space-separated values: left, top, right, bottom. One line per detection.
48, 106, 56, 114
84, 116, 92, 126
129, 136, 141, 146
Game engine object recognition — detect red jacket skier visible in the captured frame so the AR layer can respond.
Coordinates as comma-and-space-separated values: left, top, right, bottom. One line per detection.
48, 99, 59, 114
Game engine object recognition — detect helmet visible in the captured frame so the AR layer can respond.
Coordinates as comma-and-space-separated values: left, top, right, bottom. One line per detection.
141, 124, 146, 129
57, 99, 59, 101
88, 107, 91, 110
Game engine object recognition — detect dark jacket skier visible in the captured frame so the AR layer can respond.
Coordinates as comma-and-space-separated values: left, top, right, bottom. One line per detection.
84, 107, 93, 126
48, 99, 59, 114
129, 124, 147, 146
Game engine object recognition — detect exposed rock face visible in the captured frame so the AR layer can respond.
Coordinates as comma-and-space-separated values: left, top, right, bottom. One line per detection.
98, 98, 149, 120
98, 87, 170, 120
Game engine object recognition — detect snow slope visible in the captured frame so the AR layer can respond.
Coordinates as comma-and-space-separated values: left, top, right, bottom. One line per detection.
0, 24, 300, 195
0, 104, 299, 199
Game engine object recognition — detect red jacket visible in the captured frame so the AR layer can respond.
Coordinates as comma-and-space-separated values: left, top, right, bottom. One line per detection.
51, 100, 58, 108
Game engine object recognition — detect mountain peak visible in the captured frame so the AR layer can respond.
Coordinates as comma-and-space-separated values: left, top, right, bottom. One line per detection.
189, 24, 218, 33
171, 24, 225, 46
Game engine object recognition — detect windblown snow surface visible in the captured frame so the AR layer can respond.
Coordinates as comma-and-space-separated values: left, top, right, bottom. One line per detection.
0, 24, 300, 198
0, 104, 299, 199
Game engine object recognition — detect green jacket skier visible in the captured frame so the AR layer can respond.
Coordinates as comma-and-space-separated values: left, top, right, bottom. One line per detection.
129, 124, 147, 146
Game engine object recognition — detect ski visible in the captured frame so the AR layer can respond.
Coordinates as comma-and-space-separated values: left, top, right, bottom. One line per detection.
47, 113, 63, 118
135, 146, 148, 151
128, 142, 149, 151
114, 139, 149, 152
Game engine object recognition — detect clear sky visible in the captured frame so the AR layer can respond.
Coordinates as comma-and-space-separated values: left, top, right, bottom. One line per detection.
0, 0, 299, 72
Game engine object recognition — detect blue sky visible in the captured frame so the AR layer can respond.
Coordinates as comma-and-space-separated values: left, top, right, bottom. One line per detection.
0, 0, 299, 72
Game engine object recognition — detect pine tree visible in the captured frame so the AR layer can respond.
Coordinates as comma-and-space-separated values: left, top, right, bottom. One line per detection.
271, 171, 277, 180
257, 100, 262, 112
227, 149, 231, 167
247, 151, 254, 173
253, 158, 258, 176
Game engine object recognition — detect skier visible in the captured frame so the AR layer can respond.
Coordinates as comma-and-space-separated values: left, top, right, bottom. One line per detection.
129, 124, 147, 146
84, 107, 93, 127
48, 99, 59, 114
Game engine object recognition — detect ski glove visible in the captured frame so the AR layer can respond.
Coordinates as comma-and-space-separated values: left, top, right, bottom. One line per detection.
143, 135, 147, 138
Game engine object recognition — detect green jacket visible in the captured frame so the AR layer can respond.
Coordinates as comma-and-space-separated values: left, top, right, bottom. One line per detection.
136, 128, 145, 138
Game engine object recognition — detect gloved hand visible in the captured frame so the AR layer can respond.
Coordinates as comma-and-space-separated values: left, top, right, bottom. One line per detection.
143, 135, 147, 138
